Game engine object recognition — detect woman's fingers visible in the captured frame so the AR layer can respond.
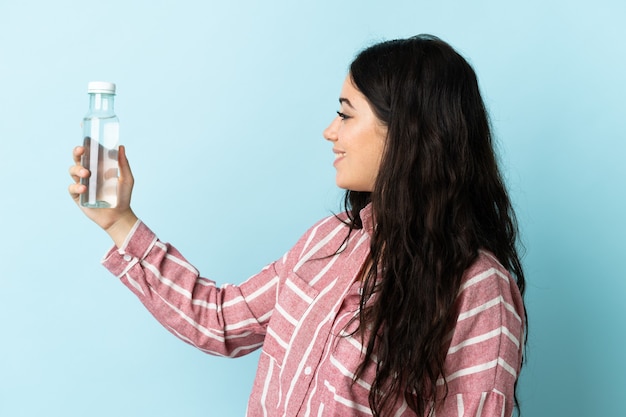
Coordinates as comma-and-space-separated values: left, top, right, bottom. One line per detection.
68, 144, 139, 242
115, 145, 134, 208
68, 182, 86, 200
69, 146, 89, 182
69, 146, 88, 201
69, 164, 89, 182
73, 146, 84, 164
118, 145, 132, 182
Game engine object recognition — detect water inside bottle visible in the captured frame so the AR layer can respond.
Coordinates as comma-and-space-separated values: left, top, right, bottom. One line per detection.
80, 136, 119, 208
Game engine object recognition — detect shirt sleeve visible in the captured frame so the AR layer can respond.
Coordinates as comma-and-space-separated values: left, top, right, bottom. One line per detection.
432, 390, 510, 417
101, 220, 283, 358
430, 252, 525, 417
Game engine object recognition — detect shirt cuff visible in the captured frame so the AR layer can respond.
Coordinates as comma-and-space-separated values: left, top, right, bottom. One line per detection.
101, 220, 158, 278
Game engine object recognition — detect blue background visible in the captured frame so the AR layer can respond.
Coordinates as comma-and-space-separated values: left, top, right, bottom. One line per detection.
1, 1, 624, 416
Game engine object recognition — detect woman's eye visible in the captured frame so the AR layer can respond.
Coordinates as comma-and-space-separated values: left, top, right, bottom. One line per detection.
336, 111, 350, 120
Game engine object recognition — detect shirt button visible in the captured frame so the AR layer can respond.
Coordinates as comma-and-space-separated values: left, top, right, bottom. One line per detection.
304, 366, 312, 375
123, 254, 133, 262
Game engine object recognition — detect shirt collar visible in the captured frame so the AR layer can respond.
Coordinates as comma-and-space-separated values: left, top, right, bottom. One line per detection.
359, 203, 375, 236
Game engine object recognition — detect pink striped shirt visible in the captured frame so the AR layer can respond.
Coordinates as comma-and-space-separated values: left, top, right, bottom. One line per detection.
102, 205, 525, 416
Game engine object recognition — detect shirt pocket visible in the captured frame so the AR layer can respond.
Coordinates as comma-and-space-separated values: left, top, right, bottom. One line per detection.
262, 271, 320, 368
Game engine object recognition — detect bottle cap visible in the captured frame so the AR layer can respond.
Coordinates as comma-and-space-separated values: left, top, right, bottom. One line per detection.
87, 81, 116, 94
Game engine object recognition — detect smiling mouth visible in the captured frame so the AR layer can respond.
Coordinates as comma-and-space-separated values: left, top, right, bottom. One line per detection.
333, 152, 345, 167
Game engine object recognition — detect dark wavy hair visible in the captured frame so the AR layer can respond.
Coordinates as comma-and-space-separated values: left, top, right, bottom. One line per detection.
342, 34, 526, 416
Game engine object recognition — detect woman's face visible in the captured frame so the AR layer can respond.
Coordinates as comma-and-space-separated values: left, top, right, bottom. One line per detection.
323, 75, 387, 192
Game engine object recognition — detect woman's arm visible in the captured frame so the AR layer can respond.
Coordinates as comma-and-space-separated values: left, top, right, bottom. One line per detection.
432, 251, 525, 417
68, 145, 278, 356
102, 220, 279, 357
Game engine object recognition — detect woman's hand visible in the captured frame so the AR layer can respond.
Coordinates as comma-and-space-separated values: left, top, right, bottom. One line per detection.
69, 145, 138, 248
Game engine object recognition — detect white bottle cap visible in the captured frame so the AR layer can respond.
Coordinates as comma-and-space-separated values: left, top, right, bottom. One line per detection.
87, 81, 116, 94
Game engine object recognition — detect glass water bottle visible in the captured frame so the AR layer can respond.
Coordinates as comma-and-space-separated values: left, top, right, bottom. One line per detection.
80, 81, 120, 208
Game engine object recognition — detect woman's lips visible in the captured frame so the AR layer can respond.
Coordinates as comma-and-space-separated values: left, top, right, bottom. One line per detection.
333, 149, 346, 166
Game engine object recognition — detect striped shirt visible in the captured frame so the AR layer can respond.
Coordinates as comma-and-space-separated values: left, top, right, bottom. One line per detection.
102, 205, 525, 416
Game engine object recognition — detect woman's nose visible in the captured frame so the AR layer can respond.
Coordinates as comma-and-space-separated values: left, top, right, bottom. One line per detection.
323, 117, 339, 142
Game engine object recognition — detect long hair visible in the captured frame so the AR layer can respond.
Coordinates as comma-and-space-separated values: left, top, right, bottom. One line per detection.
343, 35, 526, 416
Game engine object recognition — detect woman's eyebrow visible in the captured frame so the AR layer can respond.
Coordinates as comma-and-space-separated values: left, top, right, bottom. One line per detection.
339, 97, 355, 109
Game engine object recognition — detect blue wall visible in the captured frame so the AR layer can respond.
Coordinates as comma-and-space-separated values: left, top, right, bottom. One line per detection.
1, 1, 624, 416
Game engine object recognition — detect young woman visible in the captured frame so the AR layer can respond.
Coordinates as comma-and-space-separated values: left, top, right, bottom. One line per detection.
69, 34, 526, 417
